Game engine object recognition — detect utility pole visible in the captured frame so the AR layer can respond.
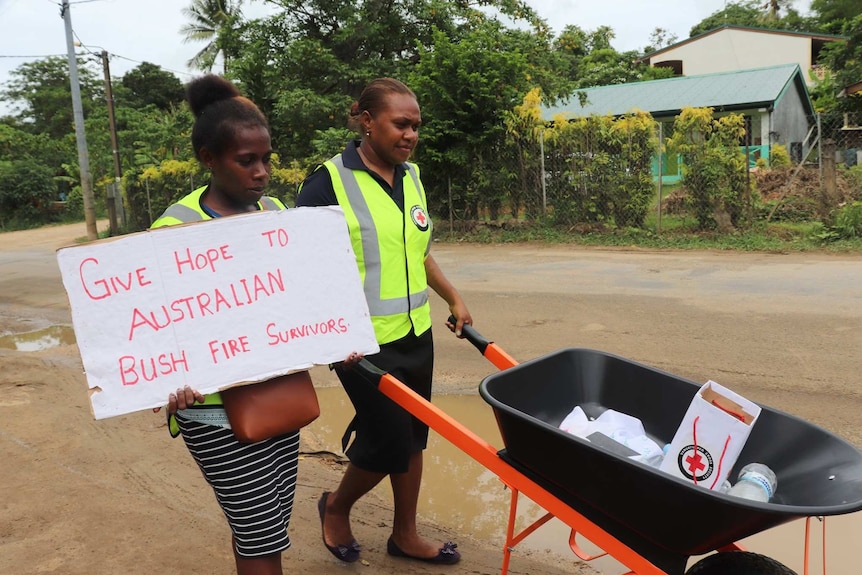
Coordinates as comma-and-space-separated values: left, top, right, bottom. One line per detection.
61, 0, 98, 241
101, 49, 121, 235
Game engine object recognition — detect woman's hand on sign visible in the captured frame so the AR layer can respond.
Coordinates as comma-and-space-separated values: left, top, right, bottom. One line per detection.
339, 351, 364, 369
153, 386, 205, 414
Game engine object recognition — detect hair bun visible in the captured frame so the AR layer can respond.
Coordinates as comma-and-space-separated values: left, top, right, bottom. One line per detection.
186, 74, 242, 117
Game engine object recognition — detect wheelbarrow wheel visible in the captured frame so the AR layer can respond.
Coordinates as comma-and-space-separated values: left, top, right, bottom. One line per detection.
686, 551, 797, 575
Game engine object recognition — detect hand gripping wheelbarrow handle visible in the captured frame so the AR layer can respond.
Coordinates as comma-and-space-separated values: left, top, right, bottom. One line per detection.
447, 314, 519, 371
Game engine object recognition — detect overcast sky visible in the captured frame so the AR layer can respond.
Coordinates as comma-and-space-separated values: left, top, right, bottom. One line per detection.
0, 0, 814, 109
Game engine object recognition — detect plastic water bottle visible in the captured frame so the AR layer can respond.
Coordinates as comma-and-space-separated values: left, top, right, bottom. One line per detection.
727, 463, 777, 502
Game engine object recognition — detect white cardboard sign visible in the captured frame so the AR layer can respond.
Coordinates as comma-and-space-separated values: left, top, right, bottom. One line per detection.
56, 206, 380, 419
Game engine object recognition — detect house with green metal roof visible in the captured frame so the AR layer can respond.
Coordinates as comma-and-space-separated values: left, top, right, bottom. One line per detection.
544, 64, 815, 177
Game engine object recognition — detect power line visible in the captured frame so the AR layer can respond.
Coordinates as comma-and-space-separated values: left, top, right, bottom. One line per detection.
109, 53, 195, 78
0, 49, 194, 80
73, 30, 195, 78
0, 54, 67, 58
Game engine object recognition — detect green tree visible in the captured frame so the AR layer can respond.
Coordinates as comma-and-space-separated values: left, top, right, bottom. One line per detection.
120, 63, 185, 111
689, 0, 815, 36
643, 27, 679, 54
690, 1, 763, 36
810, 0, 862, 33
575, 48, 664, 88
251, 0, 541, 100
817, 15, 862, 112
229, 0, 547, 164
762, 0, 793, 21
1, 56, 101, 140
552, 25, 671, 90
180, 0, 245, 72
409, 19, 568, 220
0, 158, 57, 229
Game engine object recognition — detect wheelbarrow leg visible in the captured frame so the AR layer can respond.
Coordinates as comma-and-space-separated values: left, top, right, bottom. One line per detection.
501, 486, 555, 575
804, 516, 826, 575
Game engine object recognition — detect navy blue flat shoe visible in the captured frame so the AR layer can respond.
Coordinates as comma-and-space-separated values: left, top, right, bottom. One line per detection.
387, 537, 461, 565
318, 492, 360, 563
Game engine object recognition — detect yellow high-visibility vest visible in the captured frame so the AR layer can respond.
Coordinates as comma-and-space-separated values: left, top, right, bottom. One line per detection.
324, 156, 432, 344
151, 185, 284, 228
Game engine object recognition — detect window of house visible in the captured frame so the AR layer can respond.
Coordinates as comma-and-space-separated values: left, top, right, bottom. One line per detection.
654, 60, 683, 76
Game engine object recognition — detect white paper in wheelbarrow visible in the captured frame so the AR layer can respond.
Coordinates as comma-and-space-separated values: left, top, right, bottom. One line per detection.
659, 380, 761, 490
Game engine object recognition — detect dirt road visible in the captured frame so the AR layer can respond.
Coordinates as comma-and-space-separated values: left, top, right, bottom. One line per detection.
1, 221, 860, 575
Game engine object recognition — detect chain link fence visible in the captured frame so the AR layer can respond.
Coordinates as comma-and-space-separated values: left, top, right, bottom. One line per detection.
819, 111, 862, 170
444, 110, 861, 235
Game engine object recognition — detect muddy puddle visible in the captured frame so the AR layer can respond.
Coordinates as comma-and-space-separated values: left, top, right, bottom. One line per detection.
0, 326, 76, 352
308, 386, 858, 574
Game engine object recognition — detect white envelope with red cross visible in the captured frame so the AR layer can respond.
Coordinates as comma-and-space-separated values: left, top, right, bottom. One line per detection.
659, 380, 762, 490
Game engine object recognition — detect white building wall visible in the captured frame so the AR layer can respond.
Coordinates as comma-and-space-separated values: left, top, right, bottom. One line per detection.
650, 29, 814, 84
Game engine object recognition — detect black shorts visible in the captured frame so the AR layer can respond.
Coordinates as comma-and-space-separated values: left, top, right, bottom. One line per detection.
335, 328, 434, 474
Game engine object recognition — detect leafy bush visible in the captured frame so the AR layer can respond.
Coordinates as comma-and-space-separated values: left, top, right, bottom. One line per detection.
269, 154, 307, 207
63, 186, 84, 220
0, 159, 56, 229
666, 108, 749, 231
542, 111, 656, 228
123, 159, 207, 231
809, 201, 862, 243
770, 144, 791, 168
844, 164, 862, 194
832, 201, 862, 239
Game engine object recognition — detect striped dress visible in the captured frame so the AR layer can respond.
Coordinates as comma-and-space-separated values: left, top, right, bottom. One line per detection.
178, 418, 300, 557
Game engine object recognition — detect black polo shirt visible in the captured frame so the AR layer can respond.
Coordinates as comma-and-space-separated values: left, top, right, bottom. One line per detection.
295, 140, 408, 212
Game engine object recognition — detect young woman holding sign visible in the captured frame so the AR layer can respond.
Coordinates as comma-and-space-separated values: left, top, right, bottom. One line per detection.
296, 78, 472, 565
151, 74, 359, 575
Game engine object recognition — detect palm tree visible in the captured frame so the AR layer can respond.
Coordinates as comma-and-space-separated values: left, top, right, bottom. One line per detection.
180, 0, 244, 72
761, 0, 791, 21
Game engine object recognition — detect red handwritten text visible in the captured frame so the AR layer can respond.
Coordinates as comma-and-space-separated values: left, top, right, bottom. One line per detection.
261, 228, 289, 247
208, 336, 251, 364
128, 268, 284, 341
79, 257, 151, 301
266, 317, 348, 346
174, 245, 233, 274
119, 350, 189, 386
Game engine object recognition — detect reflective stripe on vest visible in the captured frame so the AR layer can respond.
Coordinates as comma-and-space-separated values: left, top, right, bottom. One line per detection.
327, 155, 431, 342
259, 196, 280, 211
160, 202, 204, 223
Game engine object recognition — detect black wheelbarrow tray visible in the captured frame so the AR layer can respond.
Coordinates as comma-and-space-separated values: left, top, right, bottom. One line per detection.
355, 321, 862, 575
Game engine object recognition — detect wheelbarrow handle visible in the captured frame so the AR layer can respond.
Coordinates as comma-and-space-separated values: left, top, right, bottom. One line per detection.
446, 315, 519, 370
353, 358, 387, 386
447, 314, 490, 354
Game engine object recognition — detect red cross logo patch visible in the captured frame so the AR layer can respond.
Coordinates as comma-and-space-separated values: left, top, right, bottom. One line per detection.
410, 205, 430, 231
677, 444, 714, 482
